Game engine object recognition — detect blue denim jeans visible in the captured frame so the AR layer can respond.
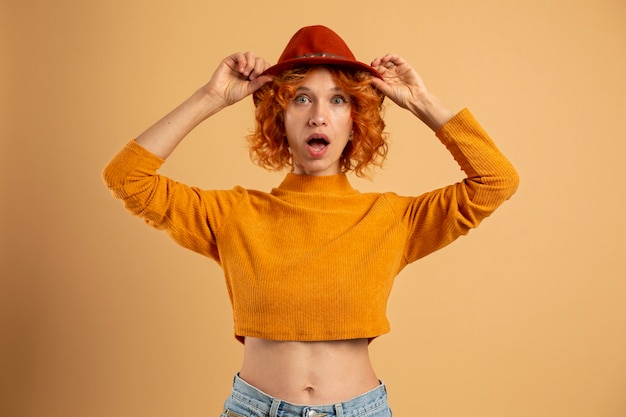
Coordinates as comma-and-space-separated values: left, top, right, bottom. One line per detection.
221, 374, 392, 417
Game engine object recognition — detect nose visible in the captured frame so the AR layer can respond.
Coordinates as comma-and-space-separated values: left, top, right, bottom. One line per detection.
308, 103, 328, 126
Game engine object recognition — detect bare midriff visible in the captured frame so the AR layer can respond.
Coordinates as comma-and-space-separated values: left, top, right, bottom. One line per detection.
239, 337, 380, 405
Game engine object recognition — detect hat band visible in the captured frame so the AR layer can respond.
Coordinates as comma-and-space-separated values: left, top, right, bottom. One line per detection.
294, 52, 348, 59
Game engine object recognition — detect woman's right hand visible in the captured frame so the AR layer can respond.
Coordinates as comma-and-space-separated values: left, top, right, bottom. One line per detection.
203, 52, 273, 107
134, 52, 273, 159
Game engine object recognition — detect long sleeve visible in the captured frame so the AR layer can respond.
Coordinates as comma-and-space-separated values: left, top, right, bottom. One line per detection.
102, 140, 244, 262
395, 108, 519, 265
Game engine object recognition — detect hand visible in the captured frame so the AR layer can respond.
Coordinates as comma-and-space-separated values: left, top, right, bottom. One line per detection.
370, 54, 429, 110
371, 54, 454, 131
204, 52, 273, 107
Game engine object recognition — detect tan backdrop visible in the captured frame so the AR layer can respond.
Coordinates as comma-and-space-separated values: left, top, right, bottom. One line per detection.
2, 0, 625, 416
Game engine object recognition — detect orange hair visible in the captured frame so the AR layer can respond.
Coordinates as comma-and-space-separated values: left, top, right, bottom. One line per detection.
248, 66, 388, 177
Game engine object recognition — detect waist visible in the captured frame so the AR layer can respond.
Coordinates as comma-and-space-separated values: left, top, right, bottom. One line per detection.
225, 374, 390, 417
239, 337, 379, 404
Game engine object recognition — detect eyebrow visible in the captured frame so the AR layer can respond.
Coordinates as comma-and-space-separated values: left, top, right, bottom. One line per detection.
295, 86, 346, 94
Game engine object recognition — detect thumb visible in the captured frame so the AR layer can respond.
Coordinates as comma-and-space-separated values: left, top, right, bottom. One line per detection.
370, 77, 392, 98
248, 75, 274, 95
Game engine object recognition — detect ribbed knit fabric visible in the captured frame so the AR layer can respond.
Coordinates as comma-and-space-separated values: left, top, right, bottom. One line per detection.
103, 108, 519, 342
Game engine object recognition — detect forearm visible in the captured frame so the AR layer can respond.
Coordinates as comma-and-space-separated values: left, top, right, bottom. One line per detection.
135, 87, 227, 159
437, 109, 519, 204
406, 91, 456, 132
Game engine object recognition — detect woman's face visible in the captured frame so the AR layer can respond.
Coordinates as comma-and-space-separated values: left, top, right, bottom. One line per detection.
283, 68, 353, 176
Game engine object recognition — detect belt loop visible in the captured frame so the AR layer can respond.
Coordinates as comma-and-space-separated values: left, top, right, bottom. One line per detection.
334, 403, 344, 417
269, 399, 281, 417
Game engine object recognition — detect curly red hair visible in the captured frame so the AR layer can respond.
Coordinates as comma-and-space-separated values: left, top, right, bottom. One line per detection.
248, 66, 388, 177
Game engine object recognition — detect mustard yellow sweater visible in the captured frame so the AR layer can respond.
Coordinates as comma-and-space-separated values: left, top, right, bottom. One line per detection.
103, 109, 519, 342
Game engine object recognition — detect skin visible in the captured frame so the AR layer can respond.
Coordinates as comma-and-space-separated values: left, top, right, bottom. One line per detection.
134, 50, 456, 404
283, 68, 354, 176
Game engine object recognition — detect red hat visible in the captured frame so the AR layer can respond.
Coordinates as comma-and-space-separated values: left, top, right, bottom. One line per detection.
263, 25, 382, 79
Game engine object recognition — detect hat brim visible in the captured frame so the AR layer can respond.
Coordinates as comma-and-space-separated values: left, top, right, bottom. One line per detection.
262, 56, 383, 79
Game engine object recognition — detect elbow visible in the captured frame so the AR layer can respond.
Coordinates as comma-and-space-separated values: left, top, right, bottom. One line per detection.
467, 165, 520, 215
102, 160, 118, 190
486, 160, 521, 203
102, 150, 132, 191
502, 164, 520, 201
488, 170, 520, 206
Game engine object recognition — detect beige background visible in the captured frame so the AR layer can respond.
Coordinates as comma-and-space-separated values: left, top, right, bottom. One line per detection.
2, 0, 625, 416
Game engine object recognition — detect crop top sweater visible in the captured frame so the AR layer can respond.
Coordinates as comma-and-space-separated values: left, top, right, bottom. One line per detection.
102, 108, 519, 343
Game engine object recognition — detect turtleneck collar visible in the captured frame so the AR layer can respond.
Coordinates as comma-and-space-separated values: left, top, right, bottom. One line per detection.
275, 173, 357, 194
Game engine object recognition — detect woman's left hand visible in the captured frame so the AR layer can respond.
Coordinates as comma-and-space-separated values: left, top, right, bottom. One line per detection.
370, 54, 455, 131
370, 54, 428, 110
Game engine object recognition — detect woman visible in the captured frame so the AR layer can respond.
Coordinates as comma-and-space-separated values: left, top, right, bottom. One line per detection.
103, 25, 519, 417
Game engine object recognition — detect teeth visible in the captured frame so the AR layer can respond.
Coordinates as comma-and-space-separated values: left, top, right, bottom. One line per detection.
308, 138, 328, 149
310, 142, 326, 151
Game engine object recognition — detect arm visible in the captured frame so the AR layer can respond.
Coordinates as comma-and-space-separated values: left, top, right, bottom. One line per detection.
370, 55, 519, 263
398, 109, 519, 264
102, 53, 272, 258
136, 52, 273, 159
103, 140, 247, 260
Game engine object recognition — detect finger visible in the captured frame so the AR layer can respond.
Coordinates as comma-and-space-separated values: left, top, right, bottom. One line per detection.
371, 76, 390, 90
374, 54, 408, 71
371, 55, 395, 76
230, 51, 254, 77
242, 51, 258, 77
248, 56, 270, 80
229, 52, 245, 69
370, 56, 386, 71
371, 54, 393, 65
248, 74, 273, 93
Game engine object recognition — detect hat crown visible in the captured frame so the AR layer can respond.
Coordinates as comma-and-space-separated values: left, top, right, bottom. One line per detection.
277, 25, 356, 63
261, 25, 381, 79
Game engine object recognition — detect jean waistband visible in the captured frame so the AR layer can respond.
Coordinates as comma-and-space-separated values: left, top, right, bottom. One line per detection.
227, 374, 389, 417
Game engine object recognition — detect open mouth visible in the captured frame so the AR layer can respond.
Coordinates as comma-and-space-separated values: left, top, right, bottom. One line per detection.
307, 136, 329, 152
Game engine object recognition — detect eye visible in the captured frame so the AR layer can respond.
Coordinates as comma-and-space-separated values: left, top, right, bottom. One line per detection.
293, 95, 311, 104
331, 95, 349, 105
